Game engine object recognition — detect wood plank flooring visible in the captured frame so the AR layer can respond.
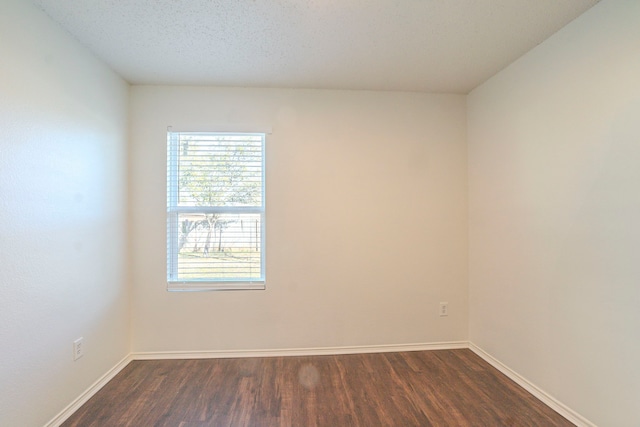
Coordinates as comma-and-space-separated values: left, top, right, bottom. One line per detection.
62, 349, 574, 426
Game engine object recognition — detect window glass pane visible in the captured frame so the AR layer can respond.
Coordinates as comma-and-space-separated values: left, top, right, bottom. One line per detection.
177, 134, 263, 208
175, 212, 262, 281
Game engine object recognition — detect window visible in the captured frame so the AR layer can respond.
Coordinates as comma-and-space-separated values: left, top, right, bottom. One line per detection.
167, 131, 265, 290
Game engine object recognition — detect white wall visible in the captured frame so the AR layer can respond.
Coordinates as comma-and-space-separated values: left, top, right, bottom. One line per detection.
468, 0, 640, 425
130, 87, 468, 353
0, 1, 130, 426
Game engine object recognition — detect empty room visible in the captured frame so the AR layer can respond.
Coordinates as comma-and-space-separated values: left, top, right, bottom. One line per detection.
1, 0, 638, 426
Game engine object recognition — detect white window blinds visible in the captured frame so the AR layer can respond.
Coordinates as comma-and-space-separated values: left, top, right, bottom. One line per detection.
167, 132, 265, 290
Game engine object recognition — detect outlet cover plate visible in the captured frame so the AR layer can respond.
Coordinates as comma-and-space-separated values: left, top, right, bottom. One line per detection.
439, 302, 448, 317
73, 337, 84, 361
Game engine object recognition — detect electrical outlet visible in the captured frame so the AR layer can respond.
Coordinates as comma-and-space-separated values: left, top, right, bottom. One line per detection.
439, 302, 448, 317
73, 337, 84, 361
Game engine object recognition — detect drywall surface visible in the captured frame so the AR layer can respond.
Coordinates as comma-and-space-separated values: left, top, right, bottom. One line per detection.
0, 1, 129, 425
130, 87, 468, 353
468, 0, 640, 425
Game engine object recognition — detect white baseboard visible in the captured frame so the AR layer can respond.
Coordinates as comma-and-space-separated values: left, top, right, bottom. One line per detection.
131, 341, 469, 360
469, 343, 596, 427
44, 354, 132, 427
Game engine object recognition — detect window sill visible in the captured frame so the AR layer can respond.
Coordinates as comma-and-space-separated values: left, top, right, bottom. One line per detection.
167, 281, 265, 292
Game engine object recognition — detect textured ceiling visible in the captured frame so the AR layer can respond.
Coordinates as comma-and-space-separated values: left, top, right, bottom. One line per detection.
33, 0, 600, 93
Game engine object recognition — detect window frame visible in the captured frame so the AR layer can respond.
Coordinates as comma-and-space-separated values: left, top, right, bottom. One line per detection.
166, 130, 266, 291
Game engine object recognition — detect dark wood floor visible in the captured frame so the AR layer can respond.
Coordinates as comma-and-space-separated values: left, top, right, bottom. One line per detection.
62, 349, 574, 426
